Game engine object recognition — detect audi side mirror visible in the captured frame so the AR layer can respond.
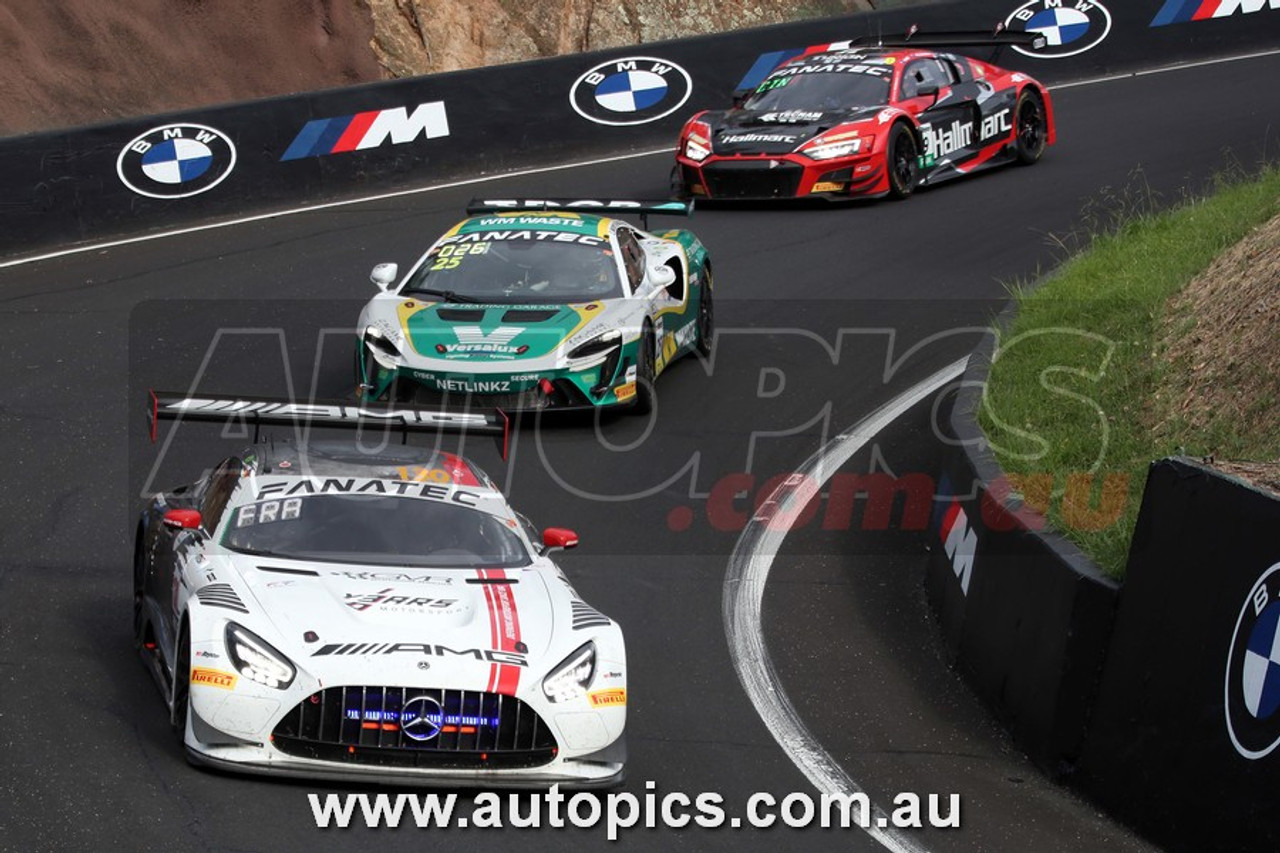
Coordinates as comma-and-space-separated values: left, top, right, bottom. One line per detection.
370, 263, 399, 290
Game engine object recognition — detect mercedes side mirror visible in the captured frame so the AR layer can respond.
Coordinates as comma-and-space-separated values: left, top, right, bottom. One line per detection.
162, 508, 203, 531
370, 263, 399, 291
542, 528, 580, 551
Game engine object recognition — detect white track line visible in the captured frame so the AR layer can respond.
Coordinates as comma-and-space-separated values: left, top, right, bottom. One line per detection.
723, 356, 968, 853
3, 47, 1279, 271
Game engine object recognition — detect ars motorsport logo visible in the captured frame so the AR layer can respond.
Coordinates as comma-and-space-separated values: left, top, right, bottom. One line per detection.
1005, 0, 1112, 59
570, 56, 693, 126
1225, 561, 1280, 759
281, 102, 450, 161
117, 124, 237, 199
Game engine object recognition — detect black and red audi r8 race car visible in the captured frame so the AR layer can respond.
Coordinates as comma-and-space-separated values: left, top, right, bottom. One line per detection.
673, 29, 1056, 201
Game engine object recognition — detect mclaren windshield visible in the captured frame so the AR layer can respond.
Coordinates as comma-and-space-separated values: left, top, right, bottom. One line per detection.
221, 493, 532, 568
401, 231, 623, 304
743, 70, 891, 113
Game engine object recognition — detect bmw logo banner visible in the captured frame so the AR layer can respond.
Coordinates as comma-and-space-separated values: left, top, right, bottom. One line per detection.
569, 56, 693, 126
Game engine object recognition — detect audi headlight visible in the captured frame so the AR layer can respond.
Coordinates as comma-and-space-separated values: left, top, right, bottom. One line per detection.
225, 623, 296, 690
542, 642, 596, 703
799, 135, 867, 161
567, 329, 622, 362
364, 325, 403, 368
683, 120, 713, 162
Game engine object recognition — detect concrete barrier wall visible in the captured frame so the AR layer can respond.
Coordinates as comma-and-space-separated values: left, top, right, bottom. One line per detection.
3, 0, 1279, 259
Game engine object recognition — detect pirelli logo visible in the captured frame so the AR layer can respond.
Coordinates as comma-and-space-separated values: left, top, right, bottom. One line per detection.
191, 667, 238, 690
588, 688, 627, 707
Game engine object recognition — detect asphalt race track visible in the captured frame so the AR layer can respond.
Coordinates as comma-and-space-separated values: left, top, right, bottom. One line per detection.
2, 52, 1279, 852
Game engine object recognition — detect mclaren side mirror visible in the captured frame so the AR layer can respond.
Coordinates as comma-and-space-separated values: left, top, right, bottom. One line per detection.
370, 263, 399, 291
162, 508, 203, 531
542, 528, 580, 551
649, 265, 677, 290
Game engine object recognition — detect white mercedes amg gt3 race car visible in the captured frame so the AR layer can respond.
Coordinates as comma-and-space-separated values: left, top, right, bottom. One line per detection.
135, 397, 625, 787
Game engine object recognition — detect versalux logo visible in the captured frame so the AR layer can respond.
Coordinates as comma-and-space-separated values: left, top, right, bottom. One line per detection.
281, 102, 450, 161
1005, 0, 1112, 59
1225, 562, 1280, 759
570, 57, 692, 126
1152, 0, 1279, 27
117, 124, 237, 199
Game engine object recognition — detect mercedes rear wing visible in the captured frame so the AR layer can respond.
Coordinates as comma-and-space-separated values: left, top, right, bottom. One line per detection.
148, 391, 511, 459
466, 198, 694, 230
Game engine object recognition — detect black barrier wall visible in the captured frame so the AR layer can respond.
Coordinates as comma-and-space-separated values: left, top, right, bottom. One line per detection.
928, 340, 1120, 770
4, 0, 1280, 258
1078, 458, 1280, 853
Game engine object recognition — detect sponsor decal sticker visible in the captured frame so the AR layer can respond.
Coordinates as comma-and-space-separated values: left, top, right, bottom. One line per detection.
1226, 562, 1280, 759
811, 181, 845, 193
588, 688, 627, 707
280, 101, 449, 161
614, 381, 637, 402
191, 667, 238, 690
117, 123, 237, 199
1005, 0, 1112, 58
570, 56, 693, 126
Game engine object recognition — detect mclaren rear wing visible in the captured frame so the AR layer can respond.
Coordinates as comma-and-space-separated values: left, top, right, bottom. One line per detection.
465, 198, 694, 230
148, 391, 511, 459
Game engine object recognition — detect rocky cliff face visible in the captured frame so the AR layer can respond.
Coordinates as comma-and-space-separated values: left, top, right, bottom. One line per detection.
0, 0, 881, 136
365, 0, 876, 77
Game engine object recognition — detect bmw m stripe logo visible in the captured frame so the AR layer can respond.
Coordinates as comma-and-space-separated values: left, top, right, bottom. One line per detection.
280, 102, 450, 161
1005, 0, 1112, 59
117, 124, 237, 199
570, 56, 692, 126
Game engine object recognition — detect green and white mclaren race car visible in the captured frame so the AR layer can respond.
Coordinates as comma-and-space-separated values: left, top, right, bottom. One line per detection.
355, 199, 713, 414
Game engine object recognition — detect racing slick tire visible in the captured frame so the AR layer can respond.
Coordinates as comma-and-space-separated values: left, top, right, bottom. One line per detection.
886, 122, 920, 200
1014, 89, 1048, 166
695, 269, 714, 358
171, 623, 191, 744
633, 323, 657, 416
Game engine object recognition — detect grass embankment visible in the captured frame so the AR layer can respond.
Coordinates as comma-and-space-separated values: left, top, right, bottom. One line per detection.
979, 167, 1280, 579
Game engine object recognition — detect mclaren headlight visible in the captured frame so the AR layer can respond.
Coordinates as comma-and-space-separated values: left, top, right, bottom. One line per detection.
364, 324, 403, 368
799, 134, 867, 161
542, 642, 596, 703
225, 623, 296, 690
567, 330, 622, 363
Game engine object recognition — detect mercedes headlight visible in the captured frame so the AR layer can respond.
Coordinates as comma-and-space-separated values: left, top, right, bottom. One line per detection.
225, 623, 296, 690
542, 642, 596, 703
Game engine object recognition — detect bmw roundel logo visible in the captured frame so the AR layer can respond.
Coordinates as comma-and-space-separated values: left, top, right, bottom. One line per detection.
400, 695, 444, 742
570, 56, 693, 127
1225, 562, 1280, 759
1005, 0, 1112, 59
116, 123, 237, 199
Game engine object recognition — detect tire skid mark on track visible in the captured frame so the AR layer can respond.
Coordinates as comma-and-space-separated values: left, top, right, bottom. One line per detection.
723, 357, 968, 853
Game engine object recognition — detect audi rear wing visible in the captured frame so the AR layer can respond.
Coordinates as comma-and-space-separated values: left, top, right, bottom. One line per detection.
733, 24, 1046, 100
465, 198, 694, 231
849, 23, 1048, 51
148, 391, 511, 459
